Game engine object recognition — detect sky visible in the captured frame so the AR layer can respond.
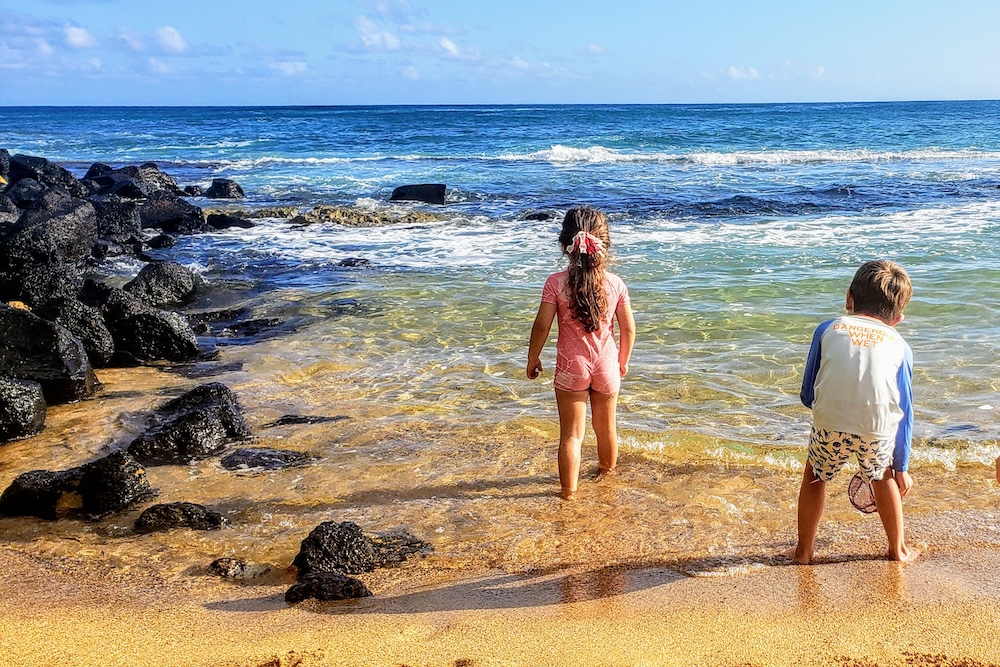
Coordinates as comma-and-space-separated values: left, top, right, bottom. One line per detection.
2, 0, 1000, 106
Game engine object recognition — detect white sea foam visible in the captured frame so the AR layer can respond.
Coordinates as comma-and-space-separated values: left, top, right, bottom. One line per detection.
497, 145, 1000, 166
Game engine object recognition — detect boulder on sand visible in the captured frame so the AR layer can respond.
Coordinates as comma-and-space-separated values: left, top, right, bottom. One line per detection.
285, 572, 372, 603
0, 449, 155, 520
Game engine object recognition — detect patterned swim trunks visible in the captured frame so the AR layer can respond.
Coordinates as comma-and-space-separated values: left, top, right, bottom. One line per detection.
807, 427, 893, 483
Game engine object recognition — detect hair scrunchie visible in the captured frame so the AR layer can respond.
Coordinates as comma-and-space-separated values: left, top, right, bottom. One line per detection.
570, 231, 605, 256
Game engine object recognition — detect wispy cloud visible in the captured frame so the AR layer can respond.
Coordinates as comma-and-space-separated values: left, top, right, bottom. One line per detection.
728, 66, 762, 80
582, 44, 607, 56
356, 16, 401, 51
64, 25, 96, 48
155, 26, 188, 54
270, 61, 307, 76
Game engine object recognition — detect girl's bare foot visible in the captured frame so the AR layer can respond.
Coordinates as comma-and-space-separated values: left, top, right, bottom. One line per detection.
788, 546, 813, 565
594, 467, 617, 482
888, 545, 922, 563
560, 487, 577, 501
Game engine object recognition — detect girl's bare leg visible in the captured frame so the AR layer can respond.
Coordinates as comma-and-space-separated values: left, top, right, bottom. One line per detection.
555, 388, 589, 499
590, 390, 619, 478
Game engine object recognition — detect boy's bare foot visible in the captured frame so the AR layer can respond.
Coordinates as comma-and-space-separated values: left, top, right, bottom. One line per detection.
560, 488, 577, 501
594, 467, 617, 482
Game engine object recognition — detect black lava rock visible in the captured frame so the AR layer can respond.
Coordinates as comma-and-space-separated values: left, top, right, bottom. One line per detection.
292, 521, 377, 577
205, 212, 254, 229
204, 179, 245, 199
0, 450, 155, 520
133, 502, 225, 533
123, 261, 199, 307
0, 376, 46, 443
140, 192, 208, 234
127, 382, 250, 465
34, 296, 116, 368
0, 304, 100, 404
285, 572, 372, 603
389, 183, 446, 205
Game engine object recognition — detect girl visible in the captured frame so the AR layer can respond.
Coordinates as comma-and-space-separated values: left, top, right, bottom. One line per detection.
527, 207, 636, 500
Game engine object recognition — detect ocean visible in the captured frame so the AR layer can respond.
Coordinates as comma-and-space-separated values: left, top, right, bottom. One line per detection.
2, 102, 999, 578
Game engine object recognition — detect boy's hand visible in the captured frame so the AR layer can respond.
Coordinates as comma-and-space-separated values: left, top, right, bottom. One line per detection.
894, 470, 913, 497
526, 357, 542, 379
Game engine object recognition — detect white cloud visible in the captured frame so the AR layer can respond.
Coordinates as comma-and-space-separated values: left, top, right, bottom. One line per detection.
64, 25, 96, 48
118, 30, 145, 52
270, 61, 307, 76
813, 65, 826, 79
36, 39, 53, 57
147, 57, 174, 74
357, 16, 400, 51
402, 65, 419, 80
728, 66, 761, 80
584, 44, 606, 56
439, 37, 459, 57
155, 26, 188, 53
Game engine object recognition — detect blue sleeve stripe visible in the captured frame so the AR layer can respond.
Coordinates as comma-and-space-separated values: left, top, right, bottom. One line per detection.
893, 344, 914, 472
800, 320, 832, 408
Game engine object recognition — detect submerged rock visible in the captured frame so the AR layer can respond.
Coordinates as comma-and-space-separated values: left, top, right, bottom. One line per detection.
389, 183, 446, 205
220, 447, 317, 471
285, 572, 372, 603
264, 414, 349, 428
127, 382, 251, 465
0, 376, 46, 443
205, 212, 254, 230
290, 205, 438, 227
134, 502, 225, 533
77, 450, 156, 516
209, 557, 271, 579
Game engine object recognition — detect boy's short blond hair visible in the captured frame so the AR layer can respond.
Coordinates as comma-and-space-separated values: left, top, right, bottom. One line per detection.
849, 260, 912, 323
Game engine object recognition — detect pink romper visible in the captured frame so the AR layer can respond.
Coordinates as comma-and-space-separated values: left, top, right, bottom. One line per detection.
541, 270, 630, 394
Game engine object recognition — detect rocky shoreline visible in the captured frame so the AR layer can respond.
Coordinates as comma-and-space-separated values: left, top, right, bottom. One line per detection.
0, 150, 439, 602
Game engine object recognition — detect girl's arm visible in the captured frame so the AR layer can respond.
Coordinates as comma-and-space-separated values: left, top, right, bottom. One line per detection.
616, 300, 636, 377
527, 302, 557, 379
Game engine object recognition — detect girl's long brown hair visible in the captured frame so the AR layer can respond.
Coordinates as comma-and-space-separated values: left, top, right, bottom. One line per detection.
558, 207, 611, 333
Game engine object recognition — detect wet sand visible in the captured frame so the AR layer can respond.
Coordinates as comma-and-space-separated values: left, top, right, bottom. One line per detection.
3, 362, 1000, 667
2, 543, 1000, 667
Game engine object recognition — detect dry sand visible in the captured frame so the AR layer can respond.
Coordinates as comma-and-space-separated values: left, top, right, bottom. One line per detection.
2, 544, 999, 667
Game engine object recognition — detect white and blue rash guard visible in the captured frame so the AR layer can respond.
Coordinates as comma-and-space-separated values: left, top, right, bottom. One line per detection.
800, 314, 914, 472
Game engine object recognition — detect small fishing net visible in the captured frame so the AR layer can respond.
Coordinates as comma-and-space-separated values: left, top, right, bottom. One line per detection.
848, 471, 877, 513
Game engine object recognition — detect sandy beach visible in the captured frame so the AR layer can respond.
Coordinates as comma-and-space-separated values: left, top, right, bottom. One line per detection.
2, 541, 1000, 667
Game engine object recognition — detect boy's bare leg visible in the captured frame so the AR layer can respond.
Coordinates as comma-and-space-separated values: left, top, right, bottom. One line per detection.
995, 456, 1000, 484
794, 465, 827, 564
555, 388, 589, 500
590, 390, 619, 479
872, 468, 918, 562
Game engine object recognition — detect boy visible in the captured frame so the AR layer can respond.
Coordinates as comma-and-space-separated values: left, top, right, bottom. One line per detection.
794, 260, 918, 564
